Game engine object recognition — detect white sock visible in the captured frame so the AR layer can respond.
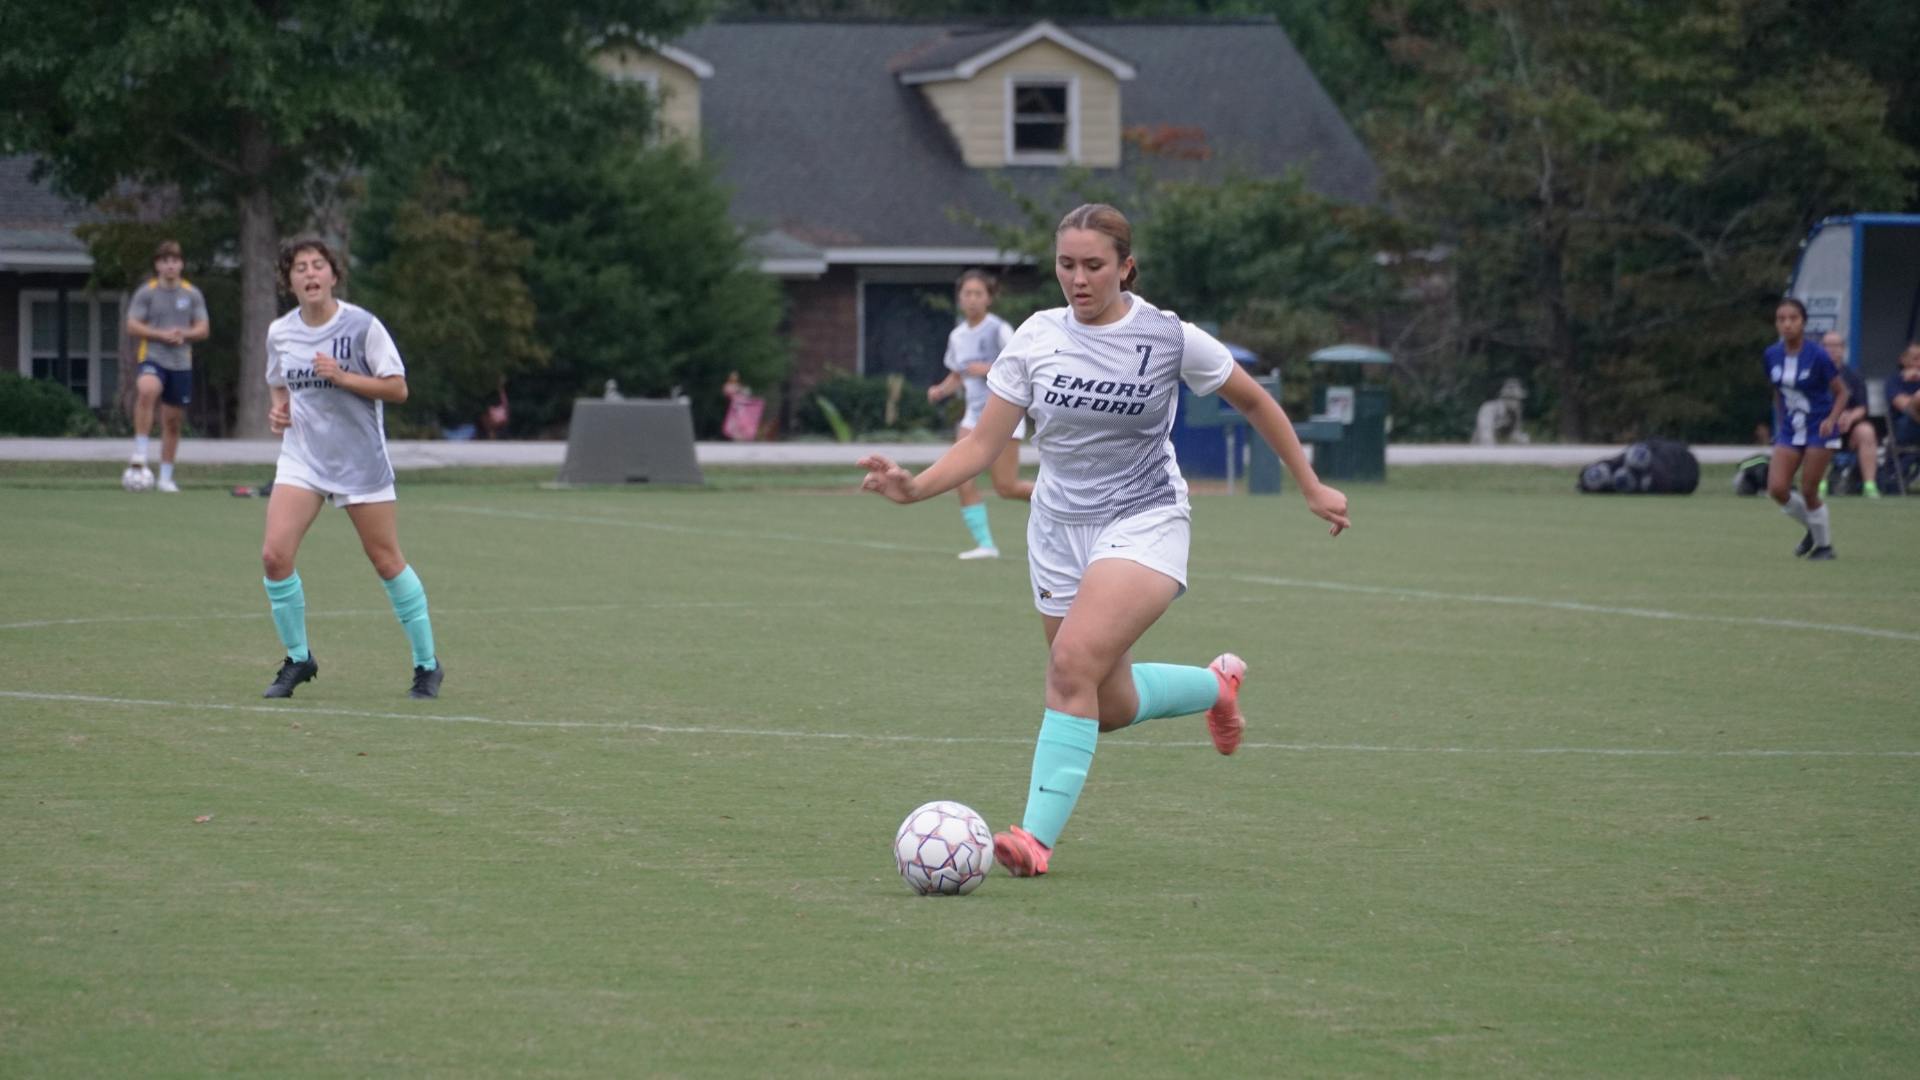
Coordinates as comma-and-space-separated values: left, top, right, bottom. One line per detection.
1782, 491, 1810, 527
134, 435, 149, 462
1807, 505, 1830, 548
159, 462, 174, 484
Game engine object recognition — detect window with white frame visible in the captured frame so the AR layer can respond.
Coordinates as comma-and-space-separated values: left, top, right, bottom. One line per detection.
19, 291, 121, 409
1009, 79, 1074, 163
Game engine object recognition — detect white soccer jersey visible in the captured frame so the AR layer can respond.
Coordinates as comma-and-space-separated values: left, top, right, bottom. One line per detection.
265, 301, 405, 495
944, 313, 1013, 416
986, 294, 1235, 525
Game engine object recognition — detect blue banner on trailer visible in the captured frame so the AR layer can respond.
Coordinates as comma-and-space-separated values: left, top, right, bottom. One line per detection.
1788, 214, 1920, 383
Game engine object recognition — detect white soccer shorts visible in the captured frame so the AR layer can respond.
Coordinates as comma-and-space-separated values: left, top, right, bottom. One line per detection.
1026, 503, 1190, 617
960, 398, 1026, 440
273, 459, 397, 508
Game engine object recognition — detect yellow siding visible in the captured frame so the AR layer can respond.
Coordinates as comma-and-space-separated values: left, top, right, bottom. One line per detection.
918, 39, 1122, 168
594, 46, 703, 154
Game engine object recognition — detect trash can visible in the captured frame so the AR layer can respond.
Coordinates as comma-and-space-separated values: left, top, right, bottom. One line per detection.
1300, 345, 1391, 483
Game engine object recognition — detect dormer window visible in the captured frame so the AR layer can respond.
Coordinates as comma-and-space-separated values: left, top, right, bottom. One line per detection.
900, 22, 1128, 168
1011, 81, 1071, 157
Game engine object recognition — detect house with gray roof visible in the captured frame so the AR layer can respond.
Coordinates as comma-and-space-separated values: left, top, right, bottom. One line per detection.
606, 16, 1376, 411
0, 156, 119, 411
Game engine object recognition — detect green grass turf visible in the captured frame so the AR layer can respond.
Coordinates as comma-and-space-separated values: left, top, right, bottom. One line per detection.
2, 473, 1916, 1078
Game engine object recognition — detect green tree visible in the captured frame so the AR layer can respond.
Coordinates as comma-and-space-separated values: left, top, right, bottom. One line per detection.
0, 0, 702, 437
358, 83, 789, 438
357, 171, 547, 434
1367, 0, 1916, 441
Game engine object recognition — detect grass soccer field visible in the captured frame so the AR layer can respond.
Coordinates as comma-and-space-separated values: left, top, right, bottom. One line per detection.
3, 464, 1916, 1078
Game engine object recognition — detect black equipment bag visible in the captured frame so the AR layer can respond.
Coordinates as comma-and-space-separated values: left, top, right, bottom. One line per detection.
1578, 438, 1700, 494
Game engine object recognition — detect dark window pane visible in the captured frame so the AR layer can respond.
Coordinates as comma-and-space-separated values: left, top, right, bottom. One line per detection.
1013, 84, 1067, 120
1012, 83, 1069, 154
1014, 121, 1067, 151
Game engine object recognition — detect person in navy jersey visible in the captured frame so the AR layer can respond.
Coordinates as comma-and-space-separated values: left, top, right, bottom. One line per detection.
1887, 343, 1920, 449
1822, 331, 1880, 498
1765, 298, 1850, 559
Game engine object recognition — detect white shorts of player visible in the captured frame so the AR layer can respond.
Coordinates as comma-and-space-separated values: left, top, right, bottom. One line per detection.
1026, 503, 1189, 617
273, 458, 396, 508
960, 399, 1026, 440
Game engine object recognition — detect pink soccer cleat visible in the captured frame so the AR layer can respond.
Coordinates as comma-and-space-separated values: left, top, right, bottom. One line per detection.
992, 827, 1052, 877
1206, 653, 1247, 755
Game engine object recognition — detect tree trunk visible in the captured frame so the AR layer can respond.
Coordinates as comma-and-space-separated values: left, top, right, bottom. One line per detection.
233, 111, 278, 439
1539, 229, 1585, 442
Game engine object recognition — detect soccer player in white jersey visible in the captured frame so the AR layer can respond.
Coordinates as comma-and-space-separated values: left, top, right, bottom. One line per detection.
925, 270, 1032, 558
1764, 297, 1849, 560
861, 204, 1350, 877
257, 236, 444, 699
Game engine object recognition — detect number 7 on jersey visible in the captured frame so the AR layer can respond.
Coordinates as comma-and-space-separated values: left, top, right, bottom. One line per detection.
1136, 344, 1152, 377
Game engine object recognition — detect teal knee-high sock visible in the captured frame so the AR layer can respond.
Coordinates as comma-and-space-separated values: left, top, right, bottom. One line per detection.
1020, 710, 1099, 850
960, 502, 995, 549
380, 565, 437, 670
263, 573, 309, 662
1131, 663, 1221, 724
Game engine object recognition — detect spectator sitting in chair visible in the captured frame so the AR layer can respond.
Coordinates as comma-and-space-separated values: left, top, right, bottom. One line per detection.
1889, 343, 1920, 444
1824, 331, 1880, 498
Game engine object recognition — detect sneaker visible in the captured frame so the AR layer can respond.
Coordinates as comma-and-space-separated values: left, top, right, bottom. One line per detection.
156, 478, 180, 493
992, 826, 1051, 877
1793, 530, 1815, 558
1205, 653, 1247, 755
957, 546, 1000, 560
263, 655, 319, 698
1864, 481, 1882, 499
1807, 545, 1837, 561
409, 663, 444, 699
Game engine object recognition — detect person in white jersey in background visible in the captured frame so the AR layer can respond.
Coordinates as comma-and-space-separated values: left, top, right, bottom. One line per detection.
258, 236, 443, 700
924, 269, 1032, 558
125, 240, 209, 492
860, 204, 1351, 877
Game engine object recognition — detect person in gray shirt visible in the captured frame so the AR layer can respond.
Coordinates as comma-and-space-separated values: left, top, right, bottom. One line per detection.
125, 240, 209, 492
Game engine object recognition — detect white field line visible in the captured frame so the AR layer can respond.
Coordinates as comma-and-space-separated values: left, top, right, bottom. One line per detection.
5, 691, 1916, 758
1233, 575, 1920, 642
0, 596, 1022, 632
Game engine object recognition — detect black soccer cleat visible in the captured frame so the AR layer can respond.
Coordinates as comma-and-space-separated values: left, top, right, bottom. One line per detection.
1793, 530, 1815, 557
1806, 545, 1837, 561
263, 655, 319, 698
409, 663, 444, 700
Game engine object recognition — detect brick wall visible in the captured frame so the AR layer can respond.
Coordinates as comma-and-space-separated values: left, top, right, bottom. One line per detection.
778, 266, 858, 430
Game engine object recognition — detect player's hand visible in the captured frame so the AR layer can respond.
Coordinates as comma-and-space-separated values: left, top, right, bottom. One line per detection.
312, 351, 342, 384
927, 385, 943, 403
1818, 415, 1836, 438
1305, 482, 1351, 536
268, 400, 291, 434
858, 454, 919, 504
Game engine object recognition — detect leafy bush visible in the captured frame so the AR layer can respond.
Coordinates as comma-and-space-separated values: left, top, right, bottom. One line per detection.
0, 370, 92, 436
794, 372, 940, 439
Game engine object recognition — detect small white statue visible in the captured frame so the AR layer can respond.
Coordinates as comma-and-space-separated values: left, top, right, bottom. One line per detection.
1472, 378, 1530, 445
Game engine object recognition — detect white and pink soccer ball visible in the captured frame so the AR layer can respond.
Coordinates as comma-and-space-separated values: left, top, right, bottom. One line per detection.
894, 801, 994, 896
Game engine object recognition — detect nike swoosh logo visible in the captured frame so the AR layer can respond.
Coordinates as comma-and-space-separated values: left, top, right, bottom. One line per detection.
1038, 786, 1070, 795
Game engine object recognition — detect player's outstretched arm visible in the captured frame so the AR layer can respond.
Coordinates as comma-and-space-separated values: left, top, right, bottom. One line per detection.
1217, 365, 1351, 535
861, 394, 1024, 504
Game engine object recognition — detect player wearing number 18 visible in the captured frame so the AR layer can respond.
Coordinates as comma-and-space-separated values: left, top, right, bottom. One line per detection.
860, 204, 1351, 877
257, 236, 444, 700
